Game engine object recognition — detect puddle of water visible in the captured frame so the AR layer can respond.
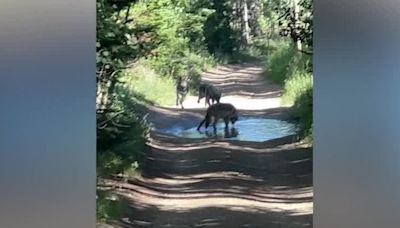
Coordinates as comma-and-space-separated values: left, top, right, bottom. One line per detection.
163, 117, 297, 142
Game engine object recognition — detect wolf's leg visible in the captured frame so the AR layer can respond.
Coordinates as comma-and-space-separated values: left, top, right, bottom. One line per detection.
180, 92, 186, 109
212, 118, 218, 133
224, 117, 229, 129
204, 87, 211, 107
198, 90, 204, 103
206, 94, 212, 106
198, 113, 209, 130
197, 118, 206, 130
176, 89, 180, 106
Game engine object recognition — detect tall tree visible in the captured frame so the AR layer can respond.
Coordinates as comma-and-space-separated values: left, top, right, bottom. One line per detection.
292, 0, 302, 50
242, 0, 250, 45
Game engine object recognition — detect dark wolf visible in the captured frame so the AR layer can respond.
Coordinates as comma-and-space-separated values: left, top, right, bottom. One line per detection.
197, 83, 221, 107
197, 103, 238, 132
176, 76, 189, 109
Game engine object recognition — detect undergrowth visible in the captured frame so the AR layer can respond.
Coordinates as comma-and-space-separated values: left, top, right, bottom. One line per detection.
265, 42, 313, 142
123, 64, 177, 106
97, 84, 150, 225
96, 190, 129, 225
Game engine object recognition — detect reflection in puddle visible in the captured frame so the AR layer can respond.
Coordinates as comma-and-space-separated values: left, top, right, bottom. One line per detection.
163, 117, 297, 142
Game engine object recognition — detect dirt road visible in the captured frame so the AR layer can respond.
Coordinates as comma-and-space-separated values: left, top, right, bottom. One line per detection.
102, 62, 313, 227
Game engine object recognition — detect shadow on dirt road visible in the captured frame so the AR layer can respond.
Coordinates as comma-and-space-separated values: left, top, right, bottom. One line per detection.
100, 63, 313, 228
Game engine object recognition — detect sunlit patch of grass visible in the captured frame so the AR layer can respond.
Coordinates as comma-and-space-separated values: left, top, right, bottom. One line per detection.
123, 64, 176, 106
282, 71, 313, 106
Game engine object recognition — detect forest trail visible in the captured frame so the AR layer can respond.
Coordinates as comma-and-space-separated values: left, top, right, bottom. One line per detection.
102, 62, 313, 227
170, 62, 285, 110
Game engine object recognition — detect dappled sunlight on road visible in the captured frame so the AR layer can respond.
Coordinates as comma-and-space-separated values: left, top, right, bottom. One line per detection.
103, 63, 313, 228
164, 62, 290, 110
101, 176, 313, 215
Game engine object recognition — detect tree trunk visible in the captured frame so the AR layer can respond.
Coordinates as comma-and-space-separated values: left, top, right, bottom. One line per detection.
96, 80, 103, 110
96, 67, 108, 111
96, 80, 111, 112
243, 0, 250, 45
248, 0, 259, 37
293, 0, 302, 50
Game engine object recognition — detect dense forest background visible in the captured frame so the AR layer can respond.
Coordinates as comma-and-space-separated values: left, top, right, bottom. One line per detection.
96, 0, 312, 223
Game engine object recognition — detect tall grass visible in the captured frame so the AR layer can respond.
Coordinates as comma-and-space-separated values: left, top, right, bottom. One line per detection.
122, 64, 177, 106
265, 42, 313, 142
291, 87, 313, 142
121, 58, 215, 106
282, 71, 313, 106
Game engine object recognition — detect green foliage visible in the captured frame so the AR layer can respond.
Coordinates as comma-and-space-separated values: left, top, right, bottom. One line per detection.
97, 84, 150, 175
260, 0, 313, 141
276, 0, 313, 52
97, 190, 129, 224
290, 87, 313, 142
96, 89, 148, 223
282, 71, 312, 105
123, 64, 177, 106
129, 0, 216, 81
96, 86, 149, 225
97, 0, 139, 74
97, 124, 147, 178
265, 43, 295, 85
259, 0, 282, 39
265, 42, 313, 141
96, 0, 148, 153
97, 87, 149, 146
298, 0, 313, 49
265, 42, 311, 83
203, 0, 241, 56
96, 0, 146, 225
119, 61, 208, 107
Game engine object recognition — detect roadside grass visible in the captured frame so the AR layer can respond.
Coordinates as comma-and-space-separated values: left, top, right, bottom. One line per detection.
122, 64, 177, 106
264, 42, 313, 142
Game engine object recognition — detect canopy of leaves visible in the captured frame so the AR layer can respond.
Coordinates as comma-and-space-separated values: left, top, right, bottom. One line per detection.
97, 0, 140, 77
276, 0, 313, 52
127, 0, 216, 79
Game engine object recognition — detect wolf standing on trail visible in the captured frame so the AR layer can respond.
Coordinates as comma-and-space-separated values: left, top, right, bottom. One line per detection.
197, 83, 221, 107
197, 103, 238, 133
176, 76, 189, 109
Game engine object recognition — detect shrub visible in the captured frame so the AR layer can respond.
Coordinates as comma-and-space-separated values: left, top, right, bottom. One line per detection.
96, 190, 129, 224
282, 71, 313, 106
290, 87, 313, 142
265, 44, 296, 85
265, 42, 313, 141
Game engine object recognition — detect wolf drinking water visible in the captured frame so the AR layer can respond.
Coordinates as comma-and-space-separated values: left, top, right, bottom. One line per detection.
197, 103, 238, 133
